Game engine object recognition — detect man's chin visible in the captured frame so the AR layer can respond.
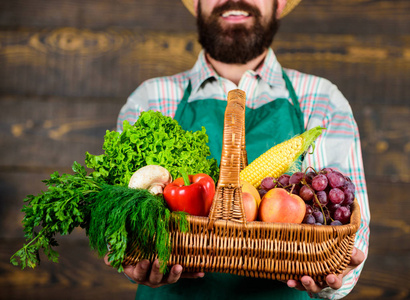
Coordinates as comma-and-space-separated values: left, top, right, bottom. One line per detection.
218, 29, 255, 45
218, 21, 253, 32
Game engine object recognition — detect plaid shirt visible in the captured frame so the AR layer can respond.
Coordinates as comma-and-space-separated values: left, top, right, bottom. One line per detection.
117, 48, 370, 300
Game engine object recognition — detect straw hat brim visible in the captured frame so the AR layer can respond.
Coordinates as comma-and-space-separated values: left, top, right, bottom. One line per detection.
181, 0, 302, 19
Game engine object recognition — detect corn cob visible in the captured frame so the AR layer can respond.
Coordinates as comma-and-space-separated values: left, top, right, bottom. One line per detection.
240, 126, 325, 188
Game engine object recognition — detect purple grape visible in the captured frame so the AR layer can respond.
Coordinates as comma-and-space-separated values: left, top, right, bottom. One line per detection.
258, 189, 268, 199
299, 185, 314, 201
342, 190, 355, 206
314, 190, 328, 207
324, 210, 332, 224
321, 167, 334, 174
329, 188, 345, 204
327, 171, 346, 189
312, 174, 328, 191
260, 177, 277, 191
328, 203, 341, 213
303, 214, 316, 224
342, 180, 356, 194
289, 172, 305, 185
305, 171, 316, 184
315, 222, 323, 225
288, 184, 300, 195
277, 174, 290, 187
334, 206, 351, 224
313, 211, 324, 224
330, 220, 343, 226
305, 204, 314, 215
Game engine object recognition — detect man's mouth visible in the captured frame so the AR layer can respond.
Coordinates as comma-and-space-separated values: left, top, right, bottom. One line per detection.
221, 10, 250, 18
222, 10, 250, 18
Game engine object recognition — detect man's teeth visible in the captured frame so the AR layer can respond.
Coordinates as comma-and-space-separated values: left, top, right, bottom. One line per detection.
221, 10, 250, 17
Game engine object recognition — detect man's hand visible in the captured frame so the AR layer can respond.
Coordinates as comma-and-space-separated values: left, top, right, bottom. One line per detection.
104, 255, 204, 288
286, 247, 365, 294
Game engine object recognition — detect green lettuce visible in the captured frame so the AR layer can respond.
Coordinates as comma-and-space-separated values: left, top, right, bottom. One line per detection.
86, 111, 219, 186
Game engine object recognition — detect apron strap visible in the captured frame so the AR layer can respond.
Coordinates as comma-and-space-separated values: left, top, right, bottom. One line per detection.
173, 81, 192, 121
183, 80, 192, 100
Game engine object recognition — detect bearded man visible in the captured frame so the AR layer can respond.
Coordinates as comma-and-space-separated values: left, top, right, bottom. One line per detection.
111, 1, 370, 299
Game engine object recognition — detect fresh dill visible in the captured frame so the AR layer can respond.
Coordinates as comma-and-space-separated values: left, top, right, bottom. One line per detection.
87, 185, 189, 273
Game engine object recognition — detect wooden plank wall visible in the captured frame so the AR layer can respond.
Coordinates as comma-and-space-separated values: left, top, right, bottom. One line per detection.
1, 0, 409, 299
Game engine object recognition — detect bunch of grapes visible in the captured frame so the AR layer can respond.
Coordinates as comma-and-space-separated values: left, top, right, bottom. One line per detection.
258, 167, 355, 225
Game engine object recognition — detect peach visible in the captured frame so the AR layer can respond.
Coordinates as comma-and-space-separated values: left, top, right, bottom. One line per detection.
258, 188, 305, 224
242, 192, 258, 222
240, 180, 261, 206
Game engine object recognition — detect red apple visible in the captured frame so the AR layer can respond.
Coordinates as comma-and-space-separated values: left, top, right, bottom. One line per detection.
258, 188, 305, 224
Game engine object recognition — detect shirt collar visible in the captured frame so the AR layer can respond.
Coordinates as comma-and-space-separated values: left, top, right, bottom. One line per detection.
188, 50, 218, 94
254, 48, 286, 89
188, 48, 286, 93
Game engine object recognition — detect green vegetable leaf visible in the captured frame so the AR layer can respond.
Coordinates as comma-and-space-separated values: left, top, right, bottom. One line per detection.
10, 162, 103, 270
86, 111, 219, 186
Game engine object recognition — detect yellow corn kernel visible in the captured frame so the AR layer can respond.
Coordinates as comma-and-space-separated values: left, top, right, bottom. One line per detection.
240, 126, 324, 188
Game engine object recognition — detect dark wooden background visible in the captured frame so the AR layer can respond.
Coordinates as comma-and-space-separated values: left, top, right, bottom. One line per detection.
1, 0, 409, 299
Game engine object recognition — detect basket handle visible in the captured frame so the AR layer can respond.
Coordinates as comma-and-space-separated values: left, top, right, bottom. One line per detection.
207, 89, 248, 228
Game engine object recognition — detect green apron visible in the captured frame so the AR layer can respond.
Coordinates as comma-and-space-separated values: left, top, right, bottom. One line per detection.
174, 70, 304, 164
135, 71, 310, 300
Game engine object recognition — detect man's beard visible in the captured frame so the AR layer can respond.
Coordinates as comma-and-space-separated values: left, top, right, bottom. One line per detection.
197, 1, 280, 64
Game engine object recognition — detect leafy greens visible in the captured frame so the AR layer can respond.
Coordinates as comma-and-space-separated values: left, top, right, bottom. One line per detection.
85, 111, 219, 186
10, 162, 103, 269
11, 110, 219, 273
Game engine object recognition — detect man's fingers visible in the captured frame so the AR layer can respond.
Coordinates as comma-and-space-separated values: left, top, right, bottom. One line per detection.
300, 276, 323, 294
111, 258, 204, 288
148, 259, 164, 285
349, 247, 365, 268
342, 247, 366, 277
285, 249, 365, 294
287, 279, 306, 291
130, 259, 150, 283
324, 248, 364, 290
326, 274, 343, 290
166, 265, 183, 284
104, 254, 110, 266
180, 271, 205, 279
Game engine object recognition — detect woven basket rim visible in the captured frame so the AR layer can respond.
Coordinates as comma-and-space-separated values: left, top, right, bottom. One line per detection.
187, 198, 361, 231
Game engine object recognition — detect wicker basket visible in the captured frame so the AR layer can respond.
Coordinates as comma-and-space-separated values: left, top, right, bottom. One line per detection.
124, 89, 361, 281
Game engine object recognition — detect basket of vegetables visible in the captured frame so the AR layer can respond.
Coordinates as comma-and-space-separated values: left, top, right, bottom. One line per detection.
11, 89, 361, 282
